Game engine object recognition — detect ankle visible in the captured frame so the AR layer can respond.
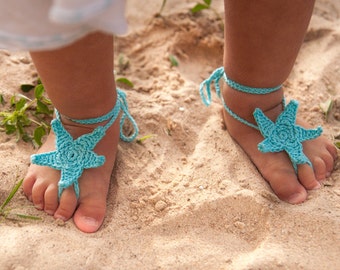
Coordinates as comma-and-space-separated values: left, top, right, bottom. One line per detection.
222, 85, 284, 125
57, 95, 117, 120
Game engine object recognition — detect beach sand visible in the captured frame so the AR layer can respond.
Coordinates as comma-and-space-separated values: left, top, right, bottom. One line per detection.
0, 0, 339, 269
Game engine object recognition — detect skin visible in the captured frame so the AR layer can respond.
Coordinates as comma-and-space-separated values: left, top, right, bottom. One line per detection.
222, 0, 337, 203
23, 33, 119, 233
22, 1, 338, 233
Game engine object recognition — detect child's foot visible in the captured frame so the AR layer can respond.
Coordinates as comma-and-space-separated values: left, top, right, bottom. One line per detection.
222, 86, 338, 204
23, 116, 119, 233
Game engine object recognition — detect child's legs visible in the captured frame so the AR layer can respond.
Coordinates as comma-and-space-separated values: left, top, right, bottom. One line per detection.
222, 0, 337, 203
223, 0, 315, 119
29, 32, 117, 118
23, 32, 119, 233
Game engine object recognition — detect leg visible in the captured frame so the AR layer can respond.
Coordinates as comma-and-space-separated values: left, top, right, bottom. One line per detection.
23, 32, 119, 232
222, 0, 337, 203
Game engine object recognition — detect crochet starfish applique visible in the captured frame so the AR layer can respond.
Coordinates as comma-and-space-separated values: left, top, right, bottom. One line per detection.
254, 100, 323, 171
31, 118, 106, 198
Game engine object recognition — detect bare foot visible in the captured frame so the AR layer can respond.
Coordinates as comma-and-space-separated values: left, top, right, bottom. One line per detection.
222, 86, 338, 204
23, 117, 119, 233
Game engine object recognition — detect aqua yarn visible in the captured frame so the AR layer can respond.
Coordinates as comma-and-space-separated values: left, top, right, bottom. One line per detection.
31, 89, 138, 198
199, 67, 322, 171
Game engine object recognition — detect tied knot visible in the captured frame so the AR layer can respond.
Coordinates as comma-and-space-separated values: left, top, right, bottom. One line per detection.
199, 67, 225, 106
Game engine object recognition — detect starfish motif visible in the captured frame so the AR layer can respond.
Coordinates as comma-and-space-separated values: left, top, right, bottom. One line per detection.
31, 118, 106, 198
253, 100, 323, 171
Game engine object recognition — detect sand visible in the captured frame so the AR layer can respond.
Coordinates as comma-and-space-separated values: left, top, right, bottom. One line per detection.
0, 0, 339, 269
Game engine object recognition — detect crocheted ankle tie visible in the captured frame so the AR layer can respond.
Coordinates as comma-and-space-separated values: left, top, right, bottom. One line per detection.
31, 89, 138, 198
199, 67, 322, 171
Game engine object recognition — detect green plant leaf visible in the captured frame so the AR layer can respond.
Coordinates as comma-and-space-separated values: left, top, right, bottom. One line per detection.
335, 141, 340, 149
169, 55, 179, 67
4, 124, 16, 135
203, 0, 212, 6
33, 126, 46, 146
14, 214, 42, 220
0, 94, 5, 105
0, 179, 23, 211
41, 97, 52, 105
10, 96, 16, 107
36, 100, 52, 115
116, 77, 134, 88
0, 178, 42, 221
34, 84, 45, 99
15, 98, 27, 111
191, 3, 209, 13
20, 84, 35, 93
0, 82, 52, 145
136, 134, 155, 144
319, 99, 333, 120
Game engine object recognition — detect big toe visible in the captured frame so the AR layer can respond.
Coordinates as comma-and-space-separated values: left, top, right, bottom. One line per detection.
264, 168, 308, 204
23, 173, 35, 201
273, 183, 308, 204
73, 198, 106, 233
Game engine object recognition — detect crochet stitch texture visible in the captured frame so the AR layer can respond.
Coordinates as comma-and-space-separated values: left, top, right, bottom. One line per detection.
254, 100, 322, 171
31, 89, 138, 198
199, 67, 323, 171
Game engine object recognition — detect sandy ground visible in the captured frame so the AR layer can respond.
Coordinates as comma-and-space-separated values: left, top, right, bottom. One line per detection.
0, 0, 340, 269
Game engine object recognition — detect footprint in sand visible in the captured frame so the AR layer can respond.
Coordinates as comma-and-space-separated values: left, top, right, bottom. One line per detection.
146, 194, 270, 266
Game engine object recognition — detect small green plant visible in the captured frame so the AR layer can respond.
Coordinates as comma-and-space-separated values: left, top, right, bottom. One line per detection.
191, 0, 224, 30
191, 0, 213, 13
158, 0, 167, 16
319, 98, 333, 122
115, 53, 134, 88
335, 141, 340, 149
0, 94, 5, 105
116, 77, 134, 88
0, 178, 41, 221
335, 134, 340, 150
0, 81, 53, 147
136, 134, 156, 144
169, 54, 179, 67
117, 53, 130, 73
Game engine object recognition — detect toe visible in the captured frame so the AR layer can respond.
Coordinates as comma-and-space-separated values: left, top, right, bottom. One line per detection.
311, 157, 327, 181
264, 166, 308, 204
326, 143, 338, 161
44, 184, 59, 215
22, 173, 36, 201
31, 180, 47, 210
73, 197, 106, 233
322, 150, 337, 174
54, 188, 78, 221
297, 163, 321, 190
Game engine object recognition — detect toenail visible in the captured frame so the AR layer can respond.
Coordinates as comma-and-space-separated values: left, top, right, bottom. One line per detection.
45, 210, 55, 216
288, 193, 305, 204
80, 216, 100, 228
54, 215, 67, 221
35, 204, 43, 210
311, 182, 321, 190
318, 179, 326, 184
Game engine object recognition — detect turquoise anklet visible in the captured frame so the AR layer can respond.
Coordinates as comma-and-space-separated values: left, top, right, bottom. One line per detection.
199, 67, 322, 171
31, 89, 138, 198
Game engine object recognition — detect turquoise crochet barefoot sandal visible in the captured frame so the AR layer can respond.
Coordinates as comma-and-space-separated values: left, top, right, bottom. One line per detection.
199, 67, 322, 172
31, 89, 138, 198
